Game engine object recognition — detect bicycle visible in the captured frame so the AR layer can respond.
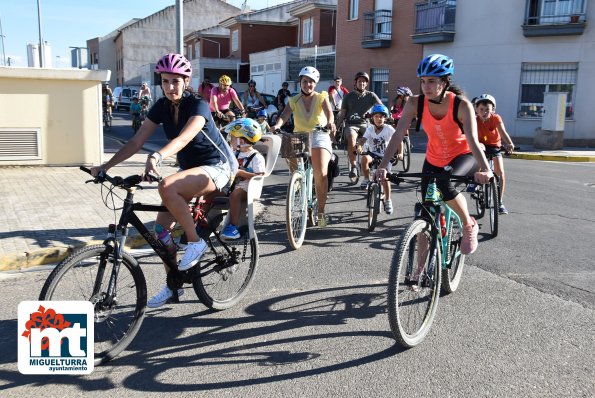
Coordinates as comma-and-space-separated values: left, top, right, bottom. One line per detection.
132, 114, 141, 133
39, 167, 258, 365
385, 170, 474, 348
361, 151, 386, 232
388, 118, 411, 173
468, 148, 501, 238
279, 127, 326, 250
103, 107, 111, 132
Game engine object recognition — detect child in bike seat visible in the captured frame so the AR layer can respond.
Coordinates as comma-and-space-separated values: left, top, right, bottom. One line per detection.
221, 119, 266, 240
256, 109, 271, 135
474, 94, 515, 214
357, 104, 396, 215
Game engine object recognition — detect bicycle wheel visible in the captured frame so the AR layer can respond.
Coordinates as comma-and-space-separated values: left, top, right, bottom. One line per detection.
193, 228, 258, 310
486, 178, 499, 238
473, 186, 485, 219
103, 114, 111, 132
388, 219, 441, 348
367, 183, 380, 232
441, 212, 466, 294
38, 244, 146, 365
402, 136, 411, 172
286, 171, 307, 249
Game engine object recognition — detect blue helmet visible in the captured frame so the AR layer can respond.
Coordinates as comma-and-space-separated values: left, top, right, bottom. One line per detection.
257, 109, 268, 118
417, 54, 454, 77
370, 104, 389, 117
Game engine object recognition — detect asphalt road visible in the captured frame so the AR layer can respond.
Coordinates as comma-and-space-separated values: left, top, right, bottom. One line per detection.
0, 129, 593, 396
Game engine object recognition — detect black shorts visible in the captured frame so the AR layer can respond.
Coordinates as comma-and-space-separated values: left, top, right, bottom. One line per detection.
421, 153, 477, 202
211, 109, 231, 124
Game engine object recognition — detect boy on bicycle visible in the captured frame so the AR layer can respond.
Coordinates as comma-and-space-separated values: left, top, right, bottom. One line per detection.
357, 104, 396, 214
130, 97, 142, 129
256, 109, 270, 135
221, 119, 266, 240
474, 94, 515, 214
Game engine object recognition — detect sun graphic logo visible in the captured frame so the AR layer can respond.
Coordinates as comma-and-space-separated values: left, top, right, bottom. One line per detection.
18, 301, 94, 374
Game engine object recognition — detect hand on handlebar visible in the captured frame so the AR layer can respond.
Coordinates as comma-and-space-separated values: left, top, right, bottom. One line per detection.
474, 169, 493, 185
144, 157, 161, 182
375, 167, 388, 182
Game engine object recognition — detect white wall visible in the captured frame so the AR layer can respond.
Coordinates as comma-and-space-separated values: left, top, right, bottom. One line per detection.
423, 0, 595, 141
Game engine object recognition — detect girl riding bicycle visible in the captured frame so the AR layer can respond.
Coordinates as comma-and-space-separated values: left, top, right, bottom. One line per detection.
270, 66, 337, 227
91, 53, 235, 308
376, 54, 493, 255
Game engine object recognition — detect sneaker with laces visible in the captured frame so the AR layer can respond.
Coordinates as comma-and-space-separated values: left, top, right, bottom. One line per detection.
221, 224, 240, 240
360, 179, 370, 190
461, 217, 479, 255
317, 212, 328, 228
349, 166, 358, 179
178, 239, 208, 271
384, 199, 394, 215
147, 285, 184, 308
499, 204, 509, 214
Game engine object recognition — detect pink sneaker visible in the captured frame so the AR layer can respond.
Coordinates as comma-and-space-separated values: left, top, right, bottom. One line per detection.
461, 217, 479, 255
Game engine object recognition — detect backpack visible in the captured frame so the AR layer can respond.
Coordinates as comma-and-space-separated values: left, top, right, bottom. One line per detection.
415, 94, 464, 133
327, 153, 340, 191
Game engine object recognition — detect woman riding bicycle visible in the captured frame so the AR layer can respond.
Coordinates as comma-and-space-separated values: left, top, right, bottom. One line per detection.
376, 54, 493, 254
270, 66, 337, 227
242, 80, 267, 119
210, 75, 246, 128
91, 53, 234, 308
390, 86, 413, 123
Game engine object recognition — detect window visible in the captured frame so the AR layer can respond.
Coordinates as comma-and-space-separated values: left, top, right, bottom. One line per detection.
349, 0, 359, 20
370, 68, 390, 103
527, 0, 586, 24
518, 62, 577, 119
303, 17, 313, 44
231, 30, 238, 52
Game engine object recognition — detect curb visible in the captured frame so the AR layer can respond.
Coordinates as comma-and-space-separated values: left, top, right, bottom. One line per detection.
509, 152, 595, 162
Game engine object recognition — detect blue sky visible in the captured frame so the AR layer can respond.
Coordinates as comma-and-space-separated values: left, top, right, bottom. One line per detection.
0, 0, 287, 67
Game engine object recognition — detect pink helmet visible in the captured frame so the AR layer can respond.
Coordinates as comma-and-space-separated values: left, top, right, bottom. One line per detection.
155, 53, 192, 78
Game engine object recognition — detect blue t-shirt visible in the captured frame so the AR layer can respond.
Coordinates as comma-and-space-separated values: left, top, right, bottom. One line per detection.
147, 93, 226, 170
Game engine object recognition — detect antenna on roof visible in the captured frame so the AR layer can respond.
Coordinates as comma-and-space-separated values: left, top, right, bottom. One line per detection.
241, 1, 247, 13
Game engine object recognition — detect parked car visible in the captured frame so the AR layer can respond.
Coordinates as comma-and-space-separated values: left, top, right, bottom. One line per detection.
233, 92, 279, 124
112, 86, 138, 111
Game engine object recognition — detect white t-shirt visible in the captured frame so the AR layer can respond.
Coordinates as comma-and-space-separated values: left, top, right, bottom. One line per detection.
235, 148, 266, 191
362, 124, 395, 157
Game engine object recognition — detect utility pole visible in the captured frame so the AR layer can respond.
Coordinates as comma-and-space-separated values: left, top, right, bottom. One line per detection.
0, 13, 6, 66
37, 0, 45, 67
176, 0, 183, 54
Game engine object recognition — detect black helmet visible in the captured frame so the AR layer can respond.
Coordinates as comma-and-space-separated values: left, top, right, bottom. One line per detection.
354, 71, 369, 82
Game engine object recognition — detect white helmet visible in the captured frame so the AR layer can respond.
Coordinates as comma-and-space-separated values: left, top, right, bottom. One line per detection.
299, 66, 320, 83
476, 93, 496, 109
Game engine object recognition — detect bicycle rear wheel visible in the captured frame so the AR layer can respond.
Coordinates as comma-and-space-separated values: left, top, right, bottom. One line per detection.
38, 244, 146, 365
441, 212, 466, 294
486, 178, 499, 238
286, 171, 307, 249
401, 136, 411, 172
473, 186, 485, 219
388, 219, 441, 348
193, 228, 258, 310
367, 182, 380, 232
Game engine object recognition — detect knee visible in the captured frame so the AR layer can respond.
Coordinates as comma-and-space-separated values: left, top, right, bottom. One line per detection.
158, 179, 177, 199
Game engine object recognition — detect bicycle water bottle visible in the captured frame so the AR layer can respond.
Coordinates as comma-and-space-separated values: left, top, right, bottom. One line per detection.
425, 182, 440, 202
155, 224, 177, 256
440, 214, 447, 237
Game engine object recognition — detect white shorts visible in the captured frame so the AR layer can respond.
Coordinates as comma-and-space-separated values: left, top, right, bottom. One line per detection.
310, 130, 333, 155
200, 160, 231, 191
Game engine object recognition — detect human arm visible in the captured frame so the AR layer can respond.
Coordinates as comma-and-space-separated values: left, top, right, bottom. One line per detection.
256, 92, 267, 108
335, 108, 346, 129
458, 100, 493, 183
270, 102, 293, 132
497, 119, 515, 153
90, 119, 158, 176
321, 95, 336, 135
231, 89, 246, 115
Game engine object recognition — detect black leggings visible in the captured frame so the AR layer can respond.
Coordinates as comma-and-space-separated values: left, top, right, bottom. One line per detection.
421, 153, 477, 201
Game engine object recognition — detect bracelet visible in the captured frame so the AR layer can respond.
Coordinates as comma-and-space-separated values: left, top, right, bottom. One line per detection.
149, 151, 162, 165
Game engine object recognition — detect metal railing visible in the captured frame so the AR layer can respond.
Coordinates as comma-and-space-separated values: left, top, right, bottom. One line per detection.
524, 0, 587, 25
414, 0, 456, 34
362, 9, 393, 41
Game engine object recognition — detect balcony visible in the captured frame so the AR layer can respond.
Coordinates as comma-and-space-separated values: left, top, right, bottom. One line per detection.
522, 0, 587, 37
362, 9, 392, 49
411, 0, 456, 44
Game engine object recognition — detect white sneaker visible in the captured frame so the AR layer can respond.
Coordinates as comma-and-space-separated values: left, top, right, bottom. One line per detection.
178, 239, 208, 271
147, 285, 184, 308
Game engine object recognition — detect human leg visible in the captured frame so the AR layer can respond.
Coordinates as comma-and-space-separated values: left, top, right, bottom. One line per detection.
345, 126, 358, 170
311, 147, 331, 214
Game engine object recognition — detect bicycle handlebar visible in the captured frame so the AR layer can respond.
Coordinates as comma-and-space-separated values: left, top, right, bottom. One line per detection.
80, 166, 161, 188
385, 171, 477, 186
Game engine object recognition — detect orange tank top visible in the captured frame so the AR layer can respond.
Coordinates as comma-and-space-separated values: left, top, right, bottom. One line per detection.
421, 92, 471, 167
477, 113, 503, 147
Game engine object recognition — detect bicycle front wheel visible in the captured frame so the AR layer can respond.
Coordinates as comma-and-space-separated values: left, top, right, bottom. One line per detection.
38, 244, 147, 365
367, 182, 380, 232
402, 136, 411, 172
486, 178, 499, 238
286, 171, 307, 249
193, 228, 258, 310
441, 212, 466, 294
388, 219, 441, 348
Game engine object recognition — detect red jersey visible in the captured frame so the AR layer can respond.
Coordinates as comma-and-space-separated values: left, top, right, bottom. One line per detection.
421, 92, 471, 167
477, 113, 503, 147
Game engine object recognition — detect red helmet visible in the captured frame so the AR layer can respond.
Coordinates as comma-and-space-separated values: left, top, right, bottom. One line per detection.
155, 53, 192, 78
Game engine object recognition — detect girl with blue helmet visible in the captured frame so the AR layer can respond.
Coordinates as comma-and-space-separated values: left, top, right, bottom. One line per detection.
256, 109, 270, 134
375, 54, 494, 255
357, 104, 396, 214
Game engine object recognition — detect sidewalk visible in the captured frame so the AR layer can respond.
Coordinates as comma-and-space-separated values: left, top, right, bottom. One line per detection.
1, 136, 594, 271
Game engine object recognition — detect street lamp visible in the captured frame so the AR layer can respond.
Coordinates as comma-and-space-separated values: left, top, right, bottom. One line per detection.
37, 0, 45, 67
0, 12, 6, 66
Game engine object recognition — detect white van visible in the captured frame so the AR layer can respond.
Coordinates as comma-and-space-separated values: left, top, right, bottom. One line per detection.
112, 86, 138, 111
